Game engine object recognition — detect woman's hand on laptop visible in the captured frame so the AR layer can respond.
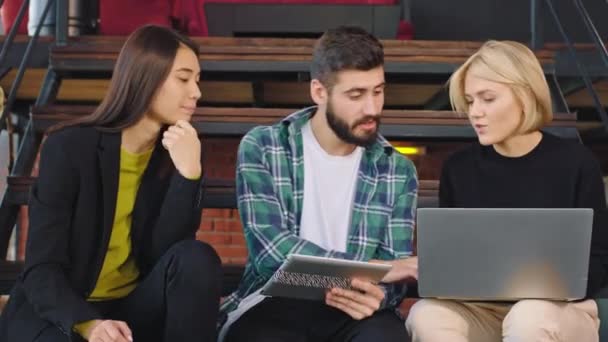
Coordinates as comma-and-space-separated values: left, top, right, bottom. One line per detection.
371, 257, 418, 283
325, 278, 385, 320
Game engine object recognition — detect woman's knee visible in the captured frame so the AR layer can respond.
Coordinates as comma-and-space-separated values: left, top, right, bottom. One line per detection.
34, 325, 83, 342
170, 240, 220, 268
406, 299, 437, 333
503, 300, 561, 340
167, 240, 222, 286
405, 299, 465, 337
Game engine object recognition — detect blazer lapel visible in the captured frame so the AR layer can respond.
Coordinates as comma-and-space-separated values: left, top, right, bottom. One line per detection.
97, 132, 121, 245
131, 139, 171, 252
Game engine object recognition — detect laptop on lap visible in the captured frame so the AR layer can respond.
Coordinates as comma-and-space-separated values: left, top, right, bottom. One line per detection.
416, 208, 593, 301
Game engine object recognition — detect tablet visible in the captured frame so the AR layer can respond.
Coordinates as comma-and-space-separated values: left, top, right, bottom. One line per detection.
260, 254, 392, 301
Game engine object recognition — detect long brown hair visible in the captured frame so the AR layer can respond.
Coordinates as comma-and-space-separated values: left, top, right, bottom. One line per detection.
50, 25, 200, 133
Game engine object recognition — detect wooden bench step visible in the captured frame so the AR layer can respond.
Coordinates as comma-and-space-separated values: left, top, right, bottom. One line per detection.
0, 70, 444, 106
28, 105, 579, 140
48, 36, 556, 75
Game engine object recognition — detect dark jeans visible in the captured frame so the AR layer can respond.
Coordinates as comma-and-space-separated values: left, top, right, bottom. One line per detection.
224, 297, 410, 342
34, 240, 222, 342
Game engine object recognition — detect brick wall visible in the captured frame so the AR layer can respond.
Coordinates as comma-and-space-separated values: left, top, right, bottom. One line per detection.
197, 138, 248, 264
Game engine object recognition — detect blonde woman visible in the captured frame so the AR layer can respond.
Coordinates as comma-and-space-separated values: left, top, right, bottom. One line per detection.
405, 41, 606, 341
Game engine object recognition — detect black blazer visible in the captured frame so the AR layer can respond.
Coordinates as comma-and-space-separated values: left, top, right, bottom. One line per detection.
0, 126, 205, 341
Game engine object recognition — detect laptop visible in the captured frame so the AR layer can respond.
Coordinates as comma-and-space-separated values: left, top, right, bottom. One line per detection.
416, 208, 593, 301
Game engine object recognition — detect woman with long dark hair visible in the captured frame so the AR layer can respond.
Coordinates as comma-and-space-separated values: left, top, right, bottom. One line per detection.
0, 25, 222, 342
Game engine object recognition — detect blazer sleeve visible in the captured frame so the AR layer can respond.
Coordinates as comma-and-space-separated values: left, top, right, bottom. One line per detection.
139, 149, 205, 270
22, 133, 102, 335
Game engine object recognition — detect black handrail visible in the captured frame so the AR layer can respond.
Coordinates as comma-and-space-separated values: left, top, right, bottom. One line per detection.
0, 0, 56, 134
55, 0, 68, 46
574, 0, 608, 70
544, 0, 608, 133
530, 0, 544, 50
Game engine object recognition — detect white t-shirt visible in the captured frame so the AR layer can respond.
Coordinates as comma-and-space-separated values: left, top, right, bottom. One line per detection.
299, 121, 363, 252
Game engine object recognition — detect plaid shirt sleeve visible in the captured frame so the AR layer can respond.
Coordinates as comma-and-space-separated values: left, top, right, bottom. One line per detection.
236, 130, 354, 279
377, 159, 418, 309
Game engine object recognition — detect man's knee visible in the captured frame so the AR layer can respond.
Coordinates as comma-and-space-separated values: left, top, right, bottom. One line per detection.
351, 310, 409, 342
224, 317, 306, 342
503, 300, 561, 340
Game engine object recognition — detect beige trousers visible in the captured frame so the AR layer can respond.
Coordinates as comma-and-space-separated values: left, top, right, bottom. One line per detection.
405, 299, 600, 342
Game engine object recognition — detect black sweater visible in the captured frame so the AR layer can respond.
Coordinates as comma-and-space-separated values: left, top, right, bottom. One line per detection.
440, 132, 608, 298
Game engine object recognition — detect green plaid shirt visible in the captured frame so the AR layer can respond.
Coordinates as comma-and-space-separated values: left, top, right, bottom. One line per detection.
221, 107, 418, 316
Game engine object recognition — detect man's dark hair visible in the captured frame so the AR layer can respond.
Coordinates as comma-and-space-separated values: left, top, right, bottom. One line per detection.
310, 26, 384, 89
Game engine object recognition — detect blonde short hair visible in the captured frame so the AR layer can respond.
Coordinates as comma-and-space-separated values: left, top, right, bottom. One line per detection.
449, 40, 553, 133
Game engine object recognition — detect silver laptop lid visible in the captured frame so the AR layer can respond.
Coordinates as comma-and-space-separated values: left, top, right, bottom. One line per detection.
416, 208, 593, 301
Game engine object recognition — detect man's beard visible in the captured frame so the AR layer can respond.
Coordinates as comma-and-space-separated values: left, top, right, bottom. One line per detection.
326, 102, 380, 147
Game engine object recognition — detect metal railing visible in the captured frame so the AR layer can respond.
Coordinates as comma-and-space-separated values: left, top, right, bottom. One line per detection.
0, 0, 59, 170
574, 0, 608, 70
532, 0, 608, 134
0, 0, 69, 261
